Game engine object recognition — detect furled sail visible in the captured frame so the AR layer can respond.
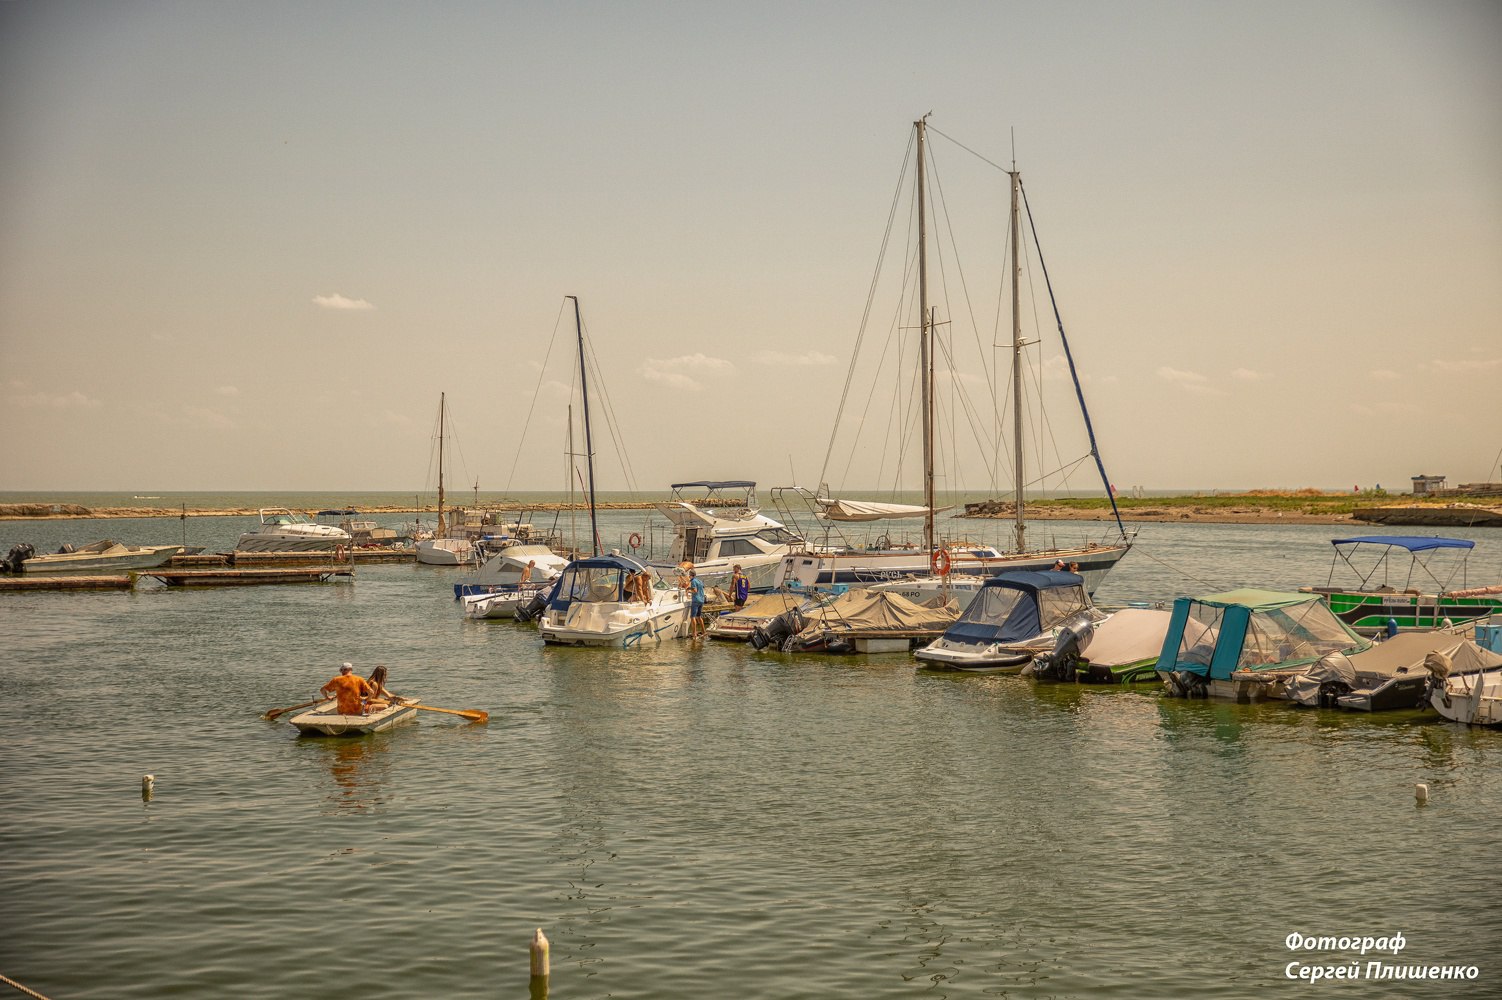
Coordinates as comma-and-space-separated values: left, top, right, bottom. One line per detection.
814, 498, 954, 522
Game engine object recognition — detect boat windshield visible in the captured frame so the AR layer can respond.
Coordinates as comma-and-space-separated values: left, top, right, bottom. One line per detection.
559, 565, 628, 604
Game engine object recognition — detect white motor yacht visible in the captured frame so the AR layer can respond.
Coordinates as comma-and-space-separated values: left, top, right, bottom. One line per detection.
235, 509, 351, 553
647, 481, 801, 594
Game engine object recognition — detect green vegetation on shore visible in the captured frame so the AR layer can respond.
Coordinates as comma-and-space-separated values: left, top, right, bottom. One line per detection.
1039, 489, 1395, 517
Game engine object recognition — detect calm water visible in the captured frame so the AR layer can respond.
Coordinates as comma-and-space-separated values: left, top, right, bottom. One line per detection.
2, 502, 1499, 998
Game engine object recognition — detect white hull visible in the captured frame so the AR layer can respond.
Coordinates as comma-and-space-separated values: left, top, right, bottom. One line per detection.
1430, 669, 1502, 727
779, 542, 1130, 595
417, 538, 475, 565
289, 699, 419, 736
462, 589, 542, 620
540, 598, 688, 647
235, 535, 347, 553
20, 544, 182, 574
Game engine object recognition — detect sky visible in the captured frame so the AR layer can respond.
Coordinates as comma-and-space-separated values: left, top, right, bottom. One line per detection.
2, 0, 1499, 496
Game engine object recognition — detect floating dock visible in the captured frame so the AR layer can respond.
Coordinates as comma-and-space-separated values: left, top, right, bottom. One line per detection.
0, 574, 135, 592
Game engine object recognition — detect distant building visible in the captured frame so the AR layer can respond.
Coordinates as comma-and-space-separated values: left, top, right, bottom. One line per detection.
1411, 474, 1447, 495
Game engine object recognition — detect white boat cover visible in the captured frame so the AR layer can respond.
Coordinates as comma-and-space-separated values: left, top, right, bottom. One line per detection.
1082, 608, 1173, 668
719, 592, 805, 622
814, 498, 955, 522
796, 588, 958, 639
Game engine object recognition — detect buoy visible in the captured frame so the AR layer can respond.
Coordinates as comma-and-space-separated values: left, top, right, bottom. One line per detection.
1415, 783, 1429, 805
142, 774, 155, 800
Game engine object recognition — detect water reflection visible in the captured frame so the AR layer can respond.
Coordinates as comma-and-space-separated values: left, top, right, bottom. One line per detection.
301, 734, 397, 813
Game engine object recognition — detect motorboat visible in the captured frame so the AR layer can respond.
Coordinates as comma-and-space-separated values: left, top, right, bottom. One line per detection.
317, 509, 404, 548
288, 698, 420, 736
776, 587, 960, 655
1428, 660, 1502, 727
538, 554, 688, 647
462, 584, 551, 620
416, 537, 475, 566
454, 543, 570, 599
1029, 606, 1174, 684
647, 481, 802, 594
1301, 536, 1502, 634
2, 539, 182, 574
1154, 588, 1502, 710
915, 571, 1110, 673
708, 591, 807, 641
235, 508, 351, 553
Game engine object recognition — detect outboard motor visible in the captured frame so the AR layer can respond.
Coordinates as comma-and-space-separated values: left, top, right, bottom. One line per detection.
2, 543, 35, 574
514, 579, 560, 623
1031, 612, 1096, 681
751, 608, 803, 651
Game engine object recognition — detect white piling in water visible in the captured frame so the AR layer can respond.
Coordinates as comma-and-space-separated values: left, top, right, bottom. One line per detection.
1415, 783, 1429, 805
141, 775, 155, 800
529, 928, 550, 998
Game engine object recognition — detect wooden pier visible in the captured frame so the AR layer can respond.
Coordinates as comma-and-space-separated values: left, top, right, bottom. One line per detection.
0, 574, 135, 592
143, 566, 355, 587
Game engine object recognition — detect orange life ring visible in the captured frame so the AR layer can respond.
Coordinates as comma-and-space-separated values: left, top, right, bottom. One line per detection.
628, 532, 643, 550
931, 548, 952, 577
335, 545, 348, 560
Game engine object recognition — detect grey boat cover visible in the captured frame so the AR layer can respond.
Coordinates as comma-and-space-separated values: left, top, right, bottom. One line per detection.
1287, 631, 1502, 706
795, 588, 958, 639
712, 592, 804, 626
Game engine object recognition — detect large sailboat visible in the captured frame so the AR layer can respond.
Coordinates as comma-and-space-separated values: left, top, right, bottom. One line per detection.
416, 393, 476, 566
773, 118, 1133, 596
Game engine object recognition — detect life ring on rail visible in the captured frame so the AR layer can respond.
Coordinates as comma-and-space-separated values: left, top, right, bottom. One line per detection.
628, 532, 643, 551
335, 545, 349, 561
931, 548, 952, 577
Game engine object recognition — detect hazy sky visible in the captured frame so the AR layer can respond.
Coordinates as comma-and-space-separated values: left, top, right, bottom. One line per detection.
2, 1, 1498, 496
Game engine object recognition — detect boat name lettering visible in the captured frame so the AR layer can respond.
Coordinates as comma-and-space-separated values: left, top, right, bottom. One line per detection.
1285, 932, 1406, 955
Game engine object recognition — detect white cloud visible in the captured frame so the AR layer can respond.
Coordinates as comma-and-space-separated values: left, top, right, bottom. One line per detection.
1369, 370, 1401, 381
10, 389, 102, 409
182, 405, 236, 429
215, 385, 240, 397
637, 353, 734, 392
312, 293, 375, 310
754, 350, 838, 366
1430, 357, 1501, 374
1156, 366, 1222, 397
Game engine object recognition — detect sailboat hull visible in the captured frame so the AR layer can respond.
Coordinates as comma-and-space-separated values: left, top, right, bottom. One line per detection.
777, 543, 1129, 596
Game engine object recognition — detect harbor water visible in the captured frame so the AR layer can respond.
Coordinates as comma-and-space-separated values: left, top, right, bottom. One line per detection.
2, 498, 1498, 998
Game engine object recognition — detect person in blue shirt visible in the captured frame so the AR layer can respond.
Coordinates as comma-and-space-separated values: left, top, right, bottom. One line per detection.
688, 569, 707, 638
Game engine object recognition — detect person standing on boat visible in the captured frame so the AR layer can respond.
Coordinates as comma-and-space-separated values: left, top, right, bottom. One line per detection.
520, 560, 535, 583
321, 663, 372, 716
730, 565, 749, 608
676, 560, 693, 594
629, 567, 652, 604
688, 569, 707, 638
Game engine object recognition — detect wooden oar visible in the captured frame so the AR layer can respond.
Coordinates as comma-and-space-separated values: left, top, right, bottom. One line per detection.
408, 703, 489, 724
262, 697, 327, 721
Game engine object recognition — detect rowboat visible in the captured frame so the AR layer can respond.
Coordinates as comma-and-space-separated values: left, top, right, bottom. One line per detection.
289, 698, 419, 736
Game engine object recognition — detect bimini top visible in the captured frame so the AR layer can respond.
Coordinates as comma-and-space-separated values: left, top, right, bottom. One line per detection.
1332, 536, 1474, 552
940, 570, 1089, 647
670, 481, 756, 491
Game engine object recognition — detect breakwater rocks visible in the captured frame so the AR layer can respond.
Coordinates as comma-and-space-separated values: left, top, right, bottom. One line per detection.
0, 503, 93, 519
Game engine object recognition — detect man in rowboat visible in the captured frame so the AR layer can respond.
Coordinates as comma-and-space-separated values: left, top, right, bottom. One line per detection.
321, 663, 373, 716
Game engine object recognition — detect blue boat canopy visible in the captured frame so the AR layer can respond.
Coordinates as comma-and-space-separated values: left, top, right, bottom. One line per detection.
1331, 536, 1474, 552
547, 554, 649, 612
940, 570, 1088, 647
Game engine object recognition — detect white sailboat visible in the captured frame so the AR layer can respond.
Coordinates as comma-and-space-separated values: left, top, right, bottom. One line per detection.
416, 393, 476, 566
538, 296, 687, 646
772, 118, 1133, 597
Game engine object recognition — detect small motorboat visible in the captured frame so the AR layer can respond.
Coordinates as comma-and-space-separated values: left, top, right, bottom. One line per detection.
538, 554, 687, 647
1429, 665, 1502, 727
3, 539, 183, 574
462, 583, 550, 620
289, 698, 420, 736
915, 571, 1110, 672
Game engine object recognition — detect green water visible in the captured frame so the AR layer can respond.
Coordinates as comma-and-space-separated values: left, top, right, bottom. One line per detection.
1, 509, 1498, 997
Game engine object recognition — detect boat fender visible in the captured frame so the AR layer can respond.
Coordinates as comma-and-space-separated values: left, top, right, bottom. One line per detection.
931, 549, 952, 577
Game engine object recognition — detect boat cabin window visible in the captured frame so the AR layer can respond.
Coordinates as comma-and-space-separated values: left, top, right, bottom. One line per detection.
755, 527, 799, 546
717, 538, 761, 558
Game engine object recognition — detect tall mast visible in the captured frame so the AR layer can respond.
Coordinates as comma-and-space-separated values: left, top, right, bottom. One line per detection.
1009, 168, 1025, 554
436, 391, 447, 538
568, 295, 600, 555
916, 117, 935, 556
